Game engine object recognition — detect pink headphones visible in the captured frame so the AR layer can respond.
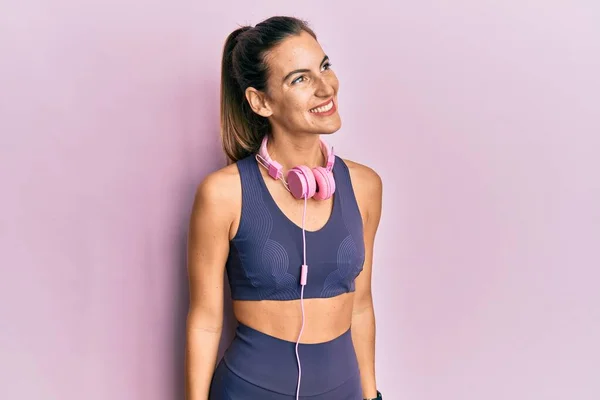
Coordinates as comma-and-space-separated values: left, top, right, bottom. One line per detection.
256, 135, 336, 200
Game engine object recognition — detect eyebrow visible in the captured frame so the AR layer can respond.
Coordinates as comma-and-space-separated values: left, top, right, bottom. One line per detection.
282, 55, 329, 83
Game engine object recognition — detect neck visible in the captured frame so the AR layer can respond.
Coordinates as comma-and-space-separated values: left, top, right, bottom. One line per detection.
266, 133, 326, 172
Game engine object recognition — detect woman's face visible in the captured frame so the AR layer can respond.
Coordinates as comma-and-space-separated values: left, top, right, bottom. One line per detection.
256, 30, 341, 136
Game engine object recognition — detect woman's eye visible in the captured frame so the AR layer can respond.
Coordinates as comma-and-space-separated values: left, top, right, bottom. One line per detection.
291, 63, 333, 84
292, 76, 306, 84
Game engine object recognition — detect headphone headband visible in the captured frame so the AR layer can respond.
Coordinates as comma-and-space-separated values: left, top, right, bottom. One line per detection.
257, 135, 335, 180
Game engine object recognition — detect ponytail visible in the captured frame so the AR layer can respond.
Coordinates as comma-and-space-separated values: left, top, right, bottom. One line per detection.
220, 26, 267, 164
219, 17, 316, 164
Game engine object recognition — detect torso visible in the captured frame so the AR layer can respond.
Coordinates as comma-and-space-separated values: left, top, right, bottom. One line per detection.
219, 155, 370, 344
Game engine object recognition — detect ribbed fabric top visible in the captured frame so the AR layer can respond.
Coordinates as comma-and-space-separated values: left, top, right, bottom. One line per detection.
225, 154, 365, 301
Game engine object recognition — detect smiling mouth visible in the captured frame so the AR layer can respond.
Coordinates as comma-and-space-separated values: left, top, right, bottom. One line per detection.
309, 99, 334, 113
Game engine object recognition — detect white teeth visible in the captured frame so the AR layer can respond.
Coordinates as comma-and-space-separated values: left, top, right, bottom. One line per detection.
310, 100, 333, 113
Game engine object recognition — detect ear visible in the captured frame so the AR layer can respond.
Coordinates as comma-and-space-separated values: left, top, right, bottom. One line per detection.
245, 87, 273, 118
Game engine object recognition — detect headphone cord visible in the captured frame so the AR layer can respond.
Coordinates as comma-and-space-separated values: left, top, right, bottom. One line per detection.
295, 194, 308, 400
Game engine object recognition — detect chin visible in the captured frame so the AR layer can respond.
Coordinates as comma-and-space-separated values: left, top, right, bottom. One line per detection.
320, 127, 340, 136
309, 112, 342, 135
320, 118, 342, 135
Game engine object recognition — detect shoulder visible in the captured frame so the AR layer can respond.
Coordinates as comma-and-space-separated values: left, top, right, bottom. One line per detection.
339, 158, 382, 224
340, 158, 382, 195
195, 162, 241, 203
191, 161, 241, 227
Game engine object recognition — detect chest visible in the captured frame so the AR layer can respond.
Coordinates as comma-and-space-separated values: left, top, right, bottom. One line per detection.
260, 170, 336, 233
231, 214, 365, 299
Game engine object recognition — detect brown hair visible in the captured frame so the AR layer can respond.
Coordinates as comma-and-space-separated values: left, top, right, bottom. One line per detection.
220, 16, 317, 164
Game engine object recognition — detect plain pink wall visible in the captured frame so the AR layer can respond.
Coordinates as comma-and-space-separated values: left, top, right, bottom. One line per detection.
1, 1, 599, 399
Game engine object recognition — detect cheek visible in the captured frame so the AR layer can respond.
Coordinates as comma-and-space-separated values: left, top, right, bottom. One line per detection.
281, 100, 305, 118
272, 95, 310, 125
290, 93, 312, 113
329, 74, 340, 91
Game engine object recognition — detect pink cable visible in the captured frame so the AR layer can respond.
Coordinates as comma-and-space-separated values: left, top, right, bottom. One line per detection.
295, 194, 308, 400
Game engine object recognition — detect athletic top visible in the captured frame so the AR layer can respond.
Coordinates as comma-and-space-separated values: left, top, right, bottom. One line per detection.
225, 154, 366, 301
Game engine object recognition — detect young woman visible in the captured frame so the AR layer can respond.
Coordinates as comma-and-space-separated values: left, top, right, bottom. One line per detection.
185, 16, 383, 400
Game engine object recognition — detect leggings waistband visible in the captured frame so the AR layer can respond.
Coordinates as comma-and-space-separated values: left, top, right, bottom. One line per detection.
223, 323, 359, 396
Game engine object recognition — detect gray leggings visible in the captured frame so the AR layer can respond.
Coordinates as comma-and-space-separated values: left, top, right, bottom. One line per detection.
209, 323, 363, 399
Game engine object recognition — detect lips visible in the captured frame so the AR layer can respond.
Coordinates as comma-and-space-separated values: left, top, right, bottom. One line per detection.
309, 98, 335, 114
310, 98, 334, 110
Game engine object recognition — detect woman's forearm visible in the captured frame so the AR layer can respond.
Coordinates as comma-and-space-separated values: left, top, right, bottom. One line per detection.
351, 304, 377, 398
185, 323, 222, 400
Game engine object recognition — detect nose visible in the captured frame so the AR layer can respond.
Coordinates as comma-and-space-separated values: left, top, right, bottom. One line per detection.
314, 75, 335, 97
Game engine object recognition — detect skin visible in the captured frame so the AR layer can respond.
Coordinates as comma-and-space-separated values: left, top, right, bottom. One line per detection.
186, 30, 382, 399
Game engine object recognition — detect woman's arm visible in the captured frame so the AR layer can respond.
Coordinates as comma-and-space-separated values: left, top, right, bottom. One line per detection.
349, 163, 383, 399
185, 170, 236, 400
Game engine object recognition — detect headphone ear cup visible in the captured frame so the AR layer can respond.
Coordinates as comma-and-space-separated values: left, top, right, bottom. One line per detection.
312, 167, 336, 201
287, 165, 316, 199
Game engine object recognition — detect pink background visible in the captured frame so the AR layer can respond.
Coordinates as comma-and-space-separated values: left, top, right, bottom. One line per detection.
1, 1, 599, 399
